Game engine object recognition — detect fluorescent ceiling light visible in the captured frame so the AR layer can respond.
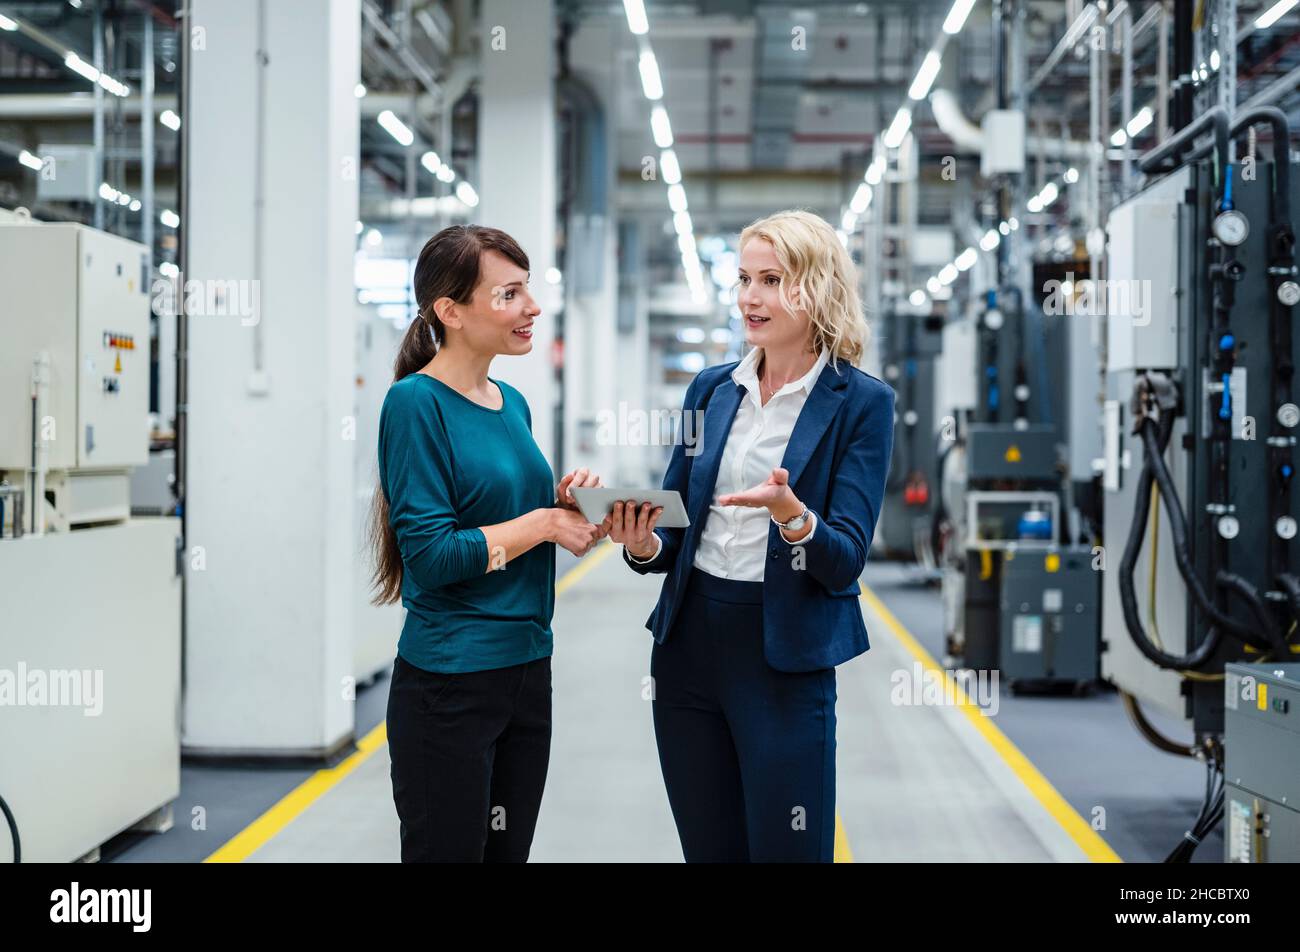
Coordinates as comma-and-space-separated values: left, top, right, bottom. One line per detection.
909, 289, 927, 306
667, 183, 688, 212
850, 183, 872, 214
1256, 0, 1298, 29
938, 263, 959, 285
0, 14, 18, 30
377, 110, 414, 146
673, 210, 693, 236
979, 229, 1000, 251
943, 0, 979, 35
908, 50, 942, 101
355, 83, 366, 98
651, 106, 673, 148
455, 181, 478, 207
883, 107, 912, 149
865, 155, 885, 186
160, 209, 180, 228
955, 247, 978, 271
17, 150, 42, 171
623, 0, 649, 35
660, 148, 681, 185
159, 109, 181, 130
64, 52, 99, 82
638, 51, 663, 100
420, 151, 442, 174
1125, 106, 1153, 138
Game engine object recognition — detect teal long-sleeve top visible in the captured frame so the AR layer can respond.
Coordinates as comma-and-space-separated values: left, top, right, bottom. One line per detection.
378, 372, 556, 673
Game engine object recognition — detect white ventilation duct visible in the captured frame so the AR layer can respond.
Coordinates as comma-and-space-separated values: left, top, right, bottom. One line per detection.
930, 88, 1091, 161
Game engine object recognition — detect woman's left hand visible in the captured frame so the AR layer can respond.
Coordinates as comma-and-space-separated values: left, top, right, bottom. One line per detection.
556, 467, 603, 511
717, 466, 804, 522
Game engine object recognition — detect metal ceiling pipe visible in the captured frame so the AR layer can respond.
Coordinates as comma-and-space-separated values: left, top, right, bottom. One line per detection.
0, 92, 430, 120
0, 94, 177, 118
929, 88, 1091, 160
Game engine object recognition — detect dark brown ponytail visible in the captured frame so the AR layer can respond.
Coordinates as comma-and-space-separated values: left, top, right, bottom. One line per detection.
368, 224, 531, 605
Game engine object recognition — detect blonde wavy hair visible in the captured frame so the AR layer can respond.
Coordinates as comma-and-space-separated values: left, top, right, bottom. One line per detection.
738, 209, 869, 368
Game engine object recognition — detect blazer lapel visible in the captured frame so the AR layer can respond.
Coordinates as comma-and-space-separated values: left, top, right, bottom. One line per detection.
688, 376, 744, 526
780, 364, 848, 489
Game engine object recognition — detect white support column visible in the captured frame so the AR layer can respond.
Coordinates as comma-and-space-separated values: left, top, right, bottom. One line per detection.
478, 0, 558, 470
183, 0, 360, 756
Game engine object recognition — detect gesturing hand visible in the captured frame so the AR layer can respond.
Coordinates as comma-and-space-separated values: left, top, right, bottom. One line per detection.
716, 466, 803, 522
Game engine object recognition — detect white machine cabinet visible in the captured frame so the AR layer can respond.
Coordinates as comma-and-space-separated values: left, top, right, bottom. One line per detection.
0, 222, 151, 472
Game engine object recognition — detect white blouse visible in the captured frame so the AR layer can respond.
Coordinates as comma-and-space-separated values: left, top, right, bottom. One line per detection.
630, 347, 826, 581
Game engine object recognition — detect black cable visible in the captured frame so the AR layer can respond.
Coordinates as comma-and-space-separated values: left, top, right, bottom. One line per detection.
0, 793, 19, 864
1118, 411, 1223, 669
1274, 573, 1300, 639
1140, 419, 1286, 654
1165, 744, 1224, 862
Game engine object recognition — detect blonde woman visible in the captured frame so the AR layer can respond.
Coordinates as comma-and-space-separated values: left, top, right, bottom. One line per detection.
610, 210, 895, 862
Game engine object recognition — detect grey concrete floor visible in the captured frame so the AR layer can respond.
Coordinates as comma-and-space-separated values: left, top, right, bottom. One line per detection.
234, 544, 1095, 863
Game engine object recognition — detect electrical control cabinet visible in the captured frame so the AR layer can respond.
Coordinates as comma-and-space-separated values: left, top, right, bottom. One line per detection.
1224, 663, 1300, 862
0, 222, 151, 472
1106, 166, 1188, 373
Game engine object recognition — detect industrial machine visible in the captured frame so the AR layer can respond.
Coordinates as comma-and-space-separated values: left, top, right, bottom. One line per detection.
0, 219, 181, 862
878, 305, 944, 563
934, 263, 1099, 688
1102, 106, 1300, 860
1223, 663, 1300, 863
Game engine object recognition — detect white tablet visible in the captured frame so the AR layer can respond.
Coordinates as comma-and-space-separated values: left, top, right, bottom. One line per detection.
570, 488, 690, 529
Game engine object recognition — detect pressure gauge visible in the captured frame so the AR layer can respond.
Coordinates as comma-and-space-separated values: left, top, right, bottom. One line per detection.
1279, 280, 1300, 307
1279, 403, 1300, 428
984, 308, 1004, 330
1277, 516, 1298, 540
1213, 209, 1250, 246
1218, 514, 1241, 540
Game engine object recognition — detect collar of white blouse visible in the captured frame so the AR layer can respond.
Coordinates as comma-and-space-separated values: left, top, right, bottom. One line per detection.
731, 346, 829, 407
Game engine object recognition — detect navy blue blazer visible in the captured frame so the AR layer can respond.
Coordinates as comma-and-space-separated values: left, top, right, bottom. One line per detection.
623, 357, 896, 672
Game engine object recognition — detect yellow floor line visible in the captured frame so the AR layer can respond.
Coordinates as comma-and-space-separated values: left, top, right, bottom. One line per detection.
858, 581, 1122, 863
555, 539, 616, 595
833, 813, 853, 863
204, 721, 388, 863
205, 541, 616, 863
206, 540, 856, 863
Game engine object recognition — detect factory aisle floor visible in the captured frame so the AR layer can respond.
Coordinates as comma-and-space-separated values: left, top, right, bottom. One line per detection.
187, 543, 1115, 863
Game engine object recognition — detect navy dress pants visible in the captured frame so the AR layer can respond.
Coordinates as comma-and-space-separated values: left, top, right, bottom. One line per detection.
651, 567, 838, 863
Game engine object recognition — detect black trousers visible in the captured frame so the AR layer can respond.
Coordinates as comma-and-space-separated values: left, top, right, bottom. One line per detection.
386, 652, 551, 862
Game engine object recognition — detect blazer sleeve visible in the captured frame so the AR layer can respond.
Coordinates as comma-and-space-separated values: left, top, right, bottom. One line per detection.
380, 384, 489, 589
796, 381, 896, 593
622, 370, 709, 575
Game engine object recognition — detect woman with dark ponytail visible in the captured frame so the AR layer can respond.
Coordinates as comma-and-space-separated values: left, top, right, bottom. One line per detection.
370, 224, 608, 862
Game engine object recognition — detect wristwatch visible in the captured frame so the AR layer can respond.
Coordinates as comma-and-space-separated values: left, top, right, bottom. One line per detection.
772, 506, 811, 532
